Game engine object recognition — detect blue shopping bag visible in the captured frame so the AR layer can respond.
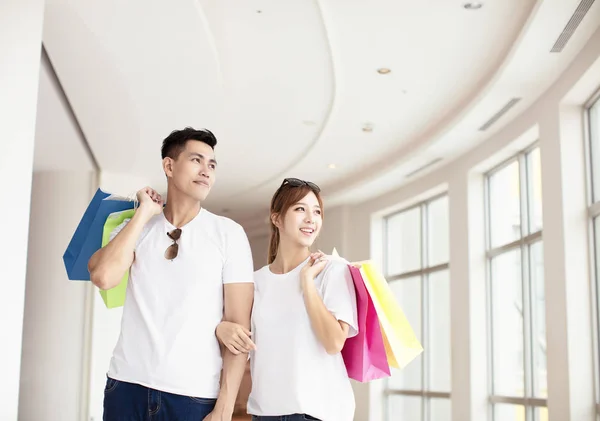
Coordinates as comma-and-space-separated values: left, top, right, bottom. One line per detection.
63, 188, 135, 281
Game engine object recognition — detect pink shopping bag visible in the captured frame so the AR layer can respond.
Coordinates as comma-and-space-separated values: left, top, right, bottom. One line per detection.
341, 265, 391, 382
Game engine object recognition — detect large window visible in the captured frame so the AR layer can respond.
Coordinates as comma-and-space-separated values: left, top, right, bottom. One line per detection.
485, 146, 547, 421
383, 195, 451, 421
587, 93, 600, 419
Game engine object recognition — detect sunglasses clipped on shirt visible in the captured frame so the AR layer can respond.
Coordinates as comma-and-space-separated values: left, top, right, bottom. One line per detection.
165, 228, 181, 260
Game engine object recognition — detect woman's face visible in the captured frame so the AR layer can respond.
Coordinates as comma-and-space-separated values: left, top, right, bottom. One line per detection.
276, 191, 323, 248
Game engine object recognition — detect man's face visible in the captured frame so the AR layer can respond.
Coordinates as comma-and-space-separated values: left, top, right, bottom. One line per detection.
164, 140, 217, 201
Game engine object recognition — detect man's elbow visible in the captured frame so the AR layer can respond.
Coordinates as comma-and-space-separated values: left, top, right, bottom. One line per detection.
89, 267, 118, 290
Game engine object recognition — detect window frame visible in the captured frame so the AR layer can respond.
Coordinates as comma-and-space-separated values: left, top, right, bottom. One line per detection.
484, 143, 548, 420
584, 88, 600, 419
382, 193, 451, 421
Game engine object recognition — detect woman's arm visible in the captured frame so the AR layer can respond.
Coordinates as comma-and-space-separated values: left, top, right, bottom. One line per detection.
302, 278, 350, 354
300, 253, 355, 354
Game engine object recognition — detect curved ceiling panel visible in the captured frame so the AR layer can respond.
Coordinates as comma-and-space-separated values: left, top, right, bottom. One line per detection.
283, 0, 536, 189
216, 0, 536, 218
44, 0, 227, 178
196, 0, 334, 200
38, 0, 598, 224
43, 0, 334, 204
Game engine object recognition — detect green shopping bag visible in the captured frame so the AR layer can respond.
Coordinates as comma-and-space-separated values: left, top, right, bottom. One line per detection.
99, 209, 135, 308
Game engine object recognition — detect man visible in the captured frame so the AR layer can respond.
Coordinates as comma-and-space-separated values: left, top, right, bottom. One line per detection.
88, 127, 254, 420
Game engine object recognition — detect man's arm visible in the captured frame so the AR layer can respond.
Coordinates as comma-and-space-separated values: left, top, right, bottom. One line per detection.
88, 187, 162, 290
211, 283, 254, 419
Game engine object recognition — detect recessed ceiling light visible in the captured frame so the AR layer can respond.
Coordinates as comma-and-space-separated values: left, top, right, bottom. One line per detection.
362, 123, 374, 133
377, 68, 391, 74
463, 2, 483, 10
328, 163, 337, 169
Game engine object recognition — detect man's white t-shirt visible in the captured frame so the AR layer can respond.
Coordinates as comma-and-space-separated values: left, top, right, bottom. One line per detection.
106, 208, 253, 398
247, 257, 358, 421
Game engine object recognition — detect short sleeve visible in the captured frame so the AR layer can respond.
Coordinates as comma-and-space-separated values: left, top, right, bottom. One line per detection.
321, 260, 359, 338
108, 219, 131, 242
222, 222, 254, 284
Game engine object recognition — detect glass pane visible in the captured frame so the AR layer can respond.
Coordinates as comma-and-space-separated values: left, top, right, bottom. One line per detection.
430, 398, 451, 421
388, 395, 422, 421
428, 196, 450, 266
535, 406, 549, 421
530, 242, 547, 398
388, 276, 422, 390
386, 207, 421, 275
491, 249, 524, 397
493, 403, 526, 421
595, 217, 600, 393
489, 160, 521, 248
428, 270, 451, 392
527, 148, 543, 233
590, 98, 600, 202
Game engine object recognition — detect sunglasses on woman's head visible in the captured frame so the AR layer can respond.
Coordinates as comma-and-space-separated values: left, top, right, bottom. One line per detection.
165, 228, 182, 260
280, 178, 321, 193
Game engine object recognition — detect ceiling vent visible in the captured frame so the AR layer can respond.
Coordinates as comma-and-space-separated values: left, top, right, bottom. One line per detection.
479, 98, 522, 132
551, 0, 596, 53
405, 157, 443, 178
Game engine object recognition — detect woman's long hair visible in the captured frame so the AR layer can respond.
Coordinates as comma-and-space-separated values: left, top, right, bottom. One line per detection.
268, 183, 324, 264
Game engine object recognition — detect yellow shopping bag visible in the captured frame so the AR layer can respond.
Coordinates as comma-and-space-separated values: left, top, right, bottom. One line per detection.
359, 262, 423, 369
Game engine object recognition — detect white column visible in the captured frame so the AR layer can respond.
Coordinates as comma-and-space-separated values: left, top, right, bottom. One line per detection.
19, 172, 96, 421
0, 1, 45, 419
540, 104, 595, 421
448, 171, 488, 421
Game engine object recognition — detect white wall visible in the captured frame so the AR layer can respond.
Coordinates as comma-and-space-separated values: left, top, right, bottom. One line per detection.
313, 27, 600, 421
15, 33, 98, 420
19, 172, 96, 421
249, 233, 270, 270
0, 1, 45, 419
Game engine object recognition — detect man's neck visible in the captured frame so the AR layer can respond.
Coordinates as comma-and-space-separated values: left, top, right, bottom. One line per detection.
163, 191, 201, 228
270, 242, 311, 274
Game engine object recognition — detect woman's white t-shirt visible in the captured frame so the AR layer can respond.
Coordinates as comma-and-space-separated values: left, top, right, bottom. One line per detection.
247, 258, 359, 421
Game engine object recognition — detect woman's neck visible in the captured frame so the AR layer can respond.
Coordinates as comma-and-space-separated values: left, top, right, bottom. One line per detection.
270, 241, 311, 274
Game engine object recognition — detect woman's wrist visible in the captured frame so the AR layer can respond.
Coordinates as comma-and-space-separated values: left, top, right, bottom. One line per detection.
301, 274, 316, 291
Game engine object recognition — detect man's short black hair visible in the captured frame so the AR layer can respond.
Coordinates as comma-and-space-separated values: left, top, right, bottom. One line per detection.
161, 127, 218, 160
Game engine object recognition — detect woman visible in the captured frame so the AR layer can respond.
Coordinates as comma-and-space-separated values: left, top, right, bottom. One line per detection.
216, 178, 358, 421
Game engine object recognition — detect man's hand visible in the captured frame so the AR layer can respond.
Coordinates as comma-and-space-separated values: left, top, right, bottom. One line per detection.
216, 321, 256, 355
136, 186, 164, 216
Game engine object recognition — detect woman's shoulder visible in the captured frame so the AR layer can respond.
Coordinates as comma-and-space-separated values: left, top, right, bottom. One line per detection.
325, 255, 350, 270
319, 257, 351, 280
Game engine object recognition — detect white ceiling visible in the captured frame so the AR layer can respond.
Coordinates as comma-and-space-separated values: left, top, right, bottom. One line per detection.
34, 0, 600, 225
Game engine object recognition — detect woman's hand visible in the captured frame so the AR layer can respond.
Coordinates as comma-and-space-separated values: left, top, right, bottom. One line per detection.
215, 321, 256, 355
300, 251, 329, 285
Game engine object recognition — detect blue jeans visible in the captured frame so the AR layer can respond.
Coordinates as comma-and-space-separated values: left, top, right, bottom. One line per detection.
252, 415, 320, 421
103, 377, 216, 421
